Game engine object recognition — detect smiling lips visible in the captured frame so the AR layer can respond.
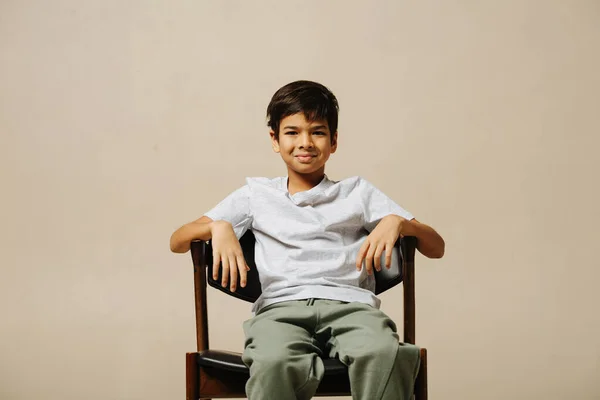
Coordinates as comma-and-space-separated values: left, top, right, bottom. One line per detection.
295, 154, 315, 162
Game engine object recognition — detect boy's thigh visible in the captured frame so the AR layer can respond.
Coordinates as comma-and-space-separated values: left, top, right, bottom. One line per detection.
242, 300, 322, 361
317, 301, 406, 359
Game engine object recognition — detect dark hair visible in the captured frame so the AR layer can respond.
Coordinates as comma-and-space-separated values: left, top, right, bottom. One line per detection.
267, 80, 339, 142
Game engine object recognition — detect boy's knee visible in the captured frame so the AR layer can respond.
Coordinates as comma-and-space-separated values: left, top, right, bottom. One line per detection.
246, 352, 323, 395
246, 351, 314, 377
249, 353, 288, 373
345, 336, 405, 367
365, 335, 399, 356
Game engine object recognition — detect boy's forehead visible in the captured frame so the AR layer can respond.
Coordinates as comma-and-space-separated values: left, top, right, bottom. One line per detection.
281, 113, 329, 129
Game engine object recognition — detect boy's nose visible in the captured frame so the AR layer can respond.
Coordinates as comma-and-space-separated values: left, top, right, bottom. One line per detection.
299, 133, 314, 148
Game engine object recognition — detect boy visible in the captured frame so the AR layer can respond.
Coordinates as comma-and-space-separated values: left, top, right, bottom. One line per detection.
170, 80, 445, 399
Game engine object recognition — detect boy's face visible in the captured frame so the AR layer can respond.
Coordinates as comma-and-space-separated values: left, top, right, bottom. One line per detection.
270, 113, 337, 178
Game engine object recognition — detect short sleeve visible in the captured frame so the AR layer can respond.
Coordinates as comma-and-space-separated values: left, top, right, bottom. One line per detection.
359, 178, 415, 232
204, 185, 253, 239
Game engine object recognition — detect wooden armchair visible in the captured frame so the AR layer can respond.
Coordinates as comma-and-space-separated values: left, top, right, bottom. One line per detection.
185, 231, 428, 399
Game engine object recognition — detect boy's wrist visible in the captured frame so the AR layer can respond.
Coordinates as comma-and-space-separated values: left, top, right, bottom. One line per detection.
383, 214, 411, 236
399, 217, 417, 237
209, 220, 232, 233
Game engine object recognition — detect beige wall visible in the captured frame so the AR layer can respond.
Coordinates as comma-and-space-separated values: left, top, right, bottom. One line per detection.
1, 1, 599, 399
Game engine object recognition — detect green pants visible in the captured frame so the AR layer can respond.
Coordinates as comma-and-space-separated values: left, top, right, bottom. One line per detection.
242, 299, 421, 400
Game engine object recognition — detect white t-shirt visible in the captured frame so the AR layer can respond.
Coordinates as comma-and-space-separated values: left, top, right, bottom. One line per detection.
204, 175, 414, 313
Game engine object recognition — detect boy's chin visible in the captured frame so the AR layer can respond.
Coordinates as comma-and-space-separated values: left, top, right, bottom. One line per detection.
288, 166, 324, 176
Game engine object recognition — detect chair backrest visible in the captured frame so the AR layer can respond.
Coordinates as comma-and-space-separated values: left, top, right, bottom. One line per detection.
191, 233, 418, 347
203, 230, 406, 303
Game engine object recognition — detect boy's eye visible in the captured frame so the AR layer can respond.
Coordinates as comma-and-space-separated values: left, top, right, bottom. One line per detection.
313, 131, 326, 136
285, 131, 297, 135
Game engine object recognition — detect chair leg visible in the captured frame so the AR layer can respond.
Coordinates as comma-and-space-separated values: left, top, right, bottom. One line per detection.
414, 348, 428, 400
186, 353, 200, 400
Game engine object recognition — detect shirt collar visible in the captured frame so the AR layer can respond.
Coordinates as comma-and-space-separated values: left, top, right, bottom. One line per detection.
283, 174, 334, 205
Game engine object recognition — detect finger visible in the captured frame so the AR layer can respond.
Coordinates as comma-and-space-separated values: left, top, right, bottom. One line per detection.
365, 246, 376, 275
221, 256, 229, 288
356, 241, 369, 270
229, 255, 238, 292
385, 242, 393, 269
374, 244, 384, 271
212, 252, 221, 280
237, 255, 248, 288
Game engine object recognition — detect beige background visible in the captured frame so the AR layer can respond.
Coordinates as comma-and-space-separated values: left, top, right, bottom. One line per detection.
1, 1, 599, 399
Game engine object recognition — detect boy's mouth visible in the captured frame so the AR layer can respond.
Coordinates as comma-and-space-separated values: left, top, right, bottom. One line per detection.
295, 154, 315, 162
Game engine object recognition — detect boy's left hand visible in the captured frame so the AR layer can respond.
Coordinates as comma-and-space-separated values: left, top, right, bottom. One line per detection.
356, 214, 405, 275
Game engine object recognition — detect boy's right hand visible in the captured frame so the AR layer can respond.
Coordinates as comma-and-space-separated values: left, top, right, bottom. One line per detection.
210, 220, 250, 292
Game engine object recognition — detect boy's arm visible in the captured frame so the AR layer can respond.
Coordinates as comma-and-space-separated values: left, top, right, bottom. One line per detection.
398, 216, 445, 259
170, 216, 249, 292
357, 178, 444, 264
170, 183, 252, 253
356, 214, 445, 275
170, 216, 215, 253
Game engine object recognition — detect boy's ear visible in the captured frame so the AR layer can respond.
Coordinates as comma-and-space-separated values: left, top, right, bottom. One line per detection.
270, 129, 280, 153
331, 131, 338, 153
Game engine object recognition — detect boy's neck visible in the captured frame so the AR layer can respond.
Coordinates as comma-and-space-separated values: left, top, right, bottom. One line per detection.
286, 168, 326, 195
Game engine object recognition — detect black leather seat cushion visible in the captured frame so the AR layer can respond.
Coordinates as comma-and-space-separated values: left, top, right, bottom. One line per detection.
198, 349, 348, 375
